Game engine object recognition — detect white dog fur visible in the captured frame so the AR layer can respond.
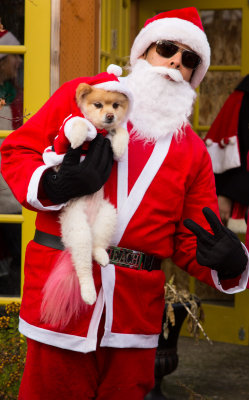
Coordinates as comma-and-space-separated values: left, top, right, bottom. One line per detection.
58, 83, 129, 305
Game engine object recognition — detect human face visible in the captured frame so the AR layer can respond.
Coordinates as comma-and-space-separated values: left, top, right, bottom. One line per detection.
142, 41, 196, 82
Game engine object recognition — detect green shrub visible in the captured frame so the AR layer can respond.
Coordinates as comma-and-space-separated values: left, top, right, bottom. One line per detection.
0, 302, 26, 400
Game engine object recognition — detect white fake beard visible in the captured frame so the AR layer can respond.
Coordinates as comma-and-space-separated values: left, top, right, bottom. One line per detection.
126, 59, 197, 142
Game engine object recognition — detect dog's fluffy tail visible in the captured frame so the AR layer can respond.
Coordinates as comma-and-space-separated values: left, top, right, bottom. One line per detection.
40, 250, 88, 329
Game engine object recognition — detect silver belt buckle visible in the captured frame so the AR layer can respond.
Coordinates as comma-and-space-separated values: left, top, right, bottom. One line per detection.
107, 246, 143, 270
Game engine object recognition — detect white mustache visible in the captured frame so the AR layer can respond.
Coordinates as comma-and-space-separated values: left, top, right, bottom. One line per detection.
150, 66, 184, 83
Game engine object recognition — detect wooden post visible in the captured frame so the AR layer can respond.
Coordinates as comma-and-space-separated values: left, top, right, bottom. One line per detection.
59, 0, 100, 86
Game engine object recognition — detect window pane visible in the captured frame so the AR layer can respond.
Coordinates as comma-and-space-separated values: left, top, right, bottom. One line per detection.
163, 259, 234, 306
201, 9, 242, 66
195, 279, 234, 306
0, 139, 22, 215
0, 223, 21, 296
199, 70, 241, 126
0, 138, 22, 296
0, 0, 24, 45
0, 54, 24, 130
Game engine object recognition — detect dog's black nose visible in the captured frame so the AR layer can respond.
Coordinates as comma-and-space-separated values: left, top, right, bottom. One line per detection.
106, 113, 114, 122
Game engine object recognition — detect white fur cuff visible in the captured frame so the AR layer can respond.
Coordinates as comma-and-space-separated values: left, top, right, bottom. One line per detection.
206, 136, 241, 173
64, 117, 97, 141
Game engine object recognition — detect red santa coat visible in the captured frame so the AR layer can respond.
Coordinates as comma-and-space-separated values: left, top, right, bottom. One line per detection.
1, 77, 248, 353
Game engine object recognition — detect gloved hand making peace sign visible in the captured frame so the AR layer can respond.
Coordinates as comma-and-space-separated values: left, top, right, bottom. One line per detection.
184, 207, 248, 281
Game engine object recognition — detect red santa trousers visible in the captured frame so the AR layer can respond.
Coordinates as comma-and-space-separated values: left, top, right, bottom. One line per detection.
18, 337, 156, 400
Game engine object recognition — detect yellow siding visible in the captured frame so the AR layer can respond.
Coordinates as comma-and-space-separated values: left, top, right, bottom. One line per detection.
0, 0, 51, 304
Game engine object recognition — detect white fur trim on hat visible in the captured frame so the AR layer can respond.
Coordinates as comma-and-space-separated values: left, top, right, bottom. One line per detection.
130, 17, 210, 89
94, 80, 132, 102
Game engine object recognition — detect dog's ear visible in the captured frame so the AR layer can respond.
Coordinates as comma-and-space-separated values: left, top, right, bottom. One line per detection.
76, 83, 92, 106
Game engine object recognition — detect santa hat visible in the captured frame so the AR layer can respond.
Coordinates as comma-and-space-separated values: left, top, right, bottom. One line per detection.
0, 30, 20, 60
76, 64, 133, 113
130, 7, 210, 89
94, 64, 131, 97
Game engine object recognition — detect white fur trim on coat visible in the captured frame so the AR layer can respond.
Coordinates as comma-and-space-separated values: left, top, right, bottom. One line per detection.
19, 288, 105, 353
205, 136, 241, 173
130, 17, 210, 89
26, 164, 66, 211
19, 317, 96, 353
113, 133, 174, 245
42, 146, 65, 167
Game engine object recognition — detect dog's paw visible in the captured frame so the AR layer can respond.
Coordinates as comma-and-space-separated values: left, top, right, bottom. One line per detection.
93, 247, 109, 267
81, 283, 97, 305
66, 118, 88, 149
111, 128, 129, 161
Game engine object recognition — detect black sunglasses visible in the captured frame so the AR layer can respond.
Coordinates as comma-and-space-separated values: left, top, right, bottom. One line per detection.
155, 40, 202, 70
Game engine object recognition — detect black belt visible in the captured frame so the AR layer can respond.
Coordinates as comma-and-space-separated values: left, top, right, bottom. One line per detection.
33, 230, 161, 272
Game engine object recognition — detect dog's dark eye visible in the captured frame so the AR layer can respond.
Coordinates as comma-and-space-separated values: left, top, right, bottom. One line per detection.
94, 102, 103, 109
112, 103, 119, 109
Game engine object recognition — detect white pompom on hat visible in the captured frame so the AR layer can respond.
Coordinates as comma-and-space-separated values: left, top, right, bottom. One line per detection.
107, 64, 123, 77
92, 64, 133, 113
130, 7, 210, 89
0, 30, 20, 60
93, 65, 129, 95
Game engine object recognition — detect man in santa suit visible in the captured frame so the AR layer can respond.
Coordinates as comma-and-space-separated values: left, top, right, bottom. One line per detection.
1, 7, 249, 400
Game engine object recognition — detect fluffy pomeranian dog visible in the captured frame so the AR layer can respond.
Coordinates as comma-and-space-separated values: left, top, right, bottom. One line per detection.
41, 83, 130, 328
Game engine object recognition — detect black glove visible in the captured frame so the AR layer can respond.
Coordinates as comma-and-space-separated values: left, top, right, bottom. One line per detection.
42, 134, 113, 204
183, 207, 247, 280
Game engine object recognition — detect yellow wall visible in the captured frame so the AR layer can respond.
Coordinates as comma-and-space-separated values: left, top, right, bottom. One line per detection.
0, 0, 51, 304
100, 0, 131, 72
